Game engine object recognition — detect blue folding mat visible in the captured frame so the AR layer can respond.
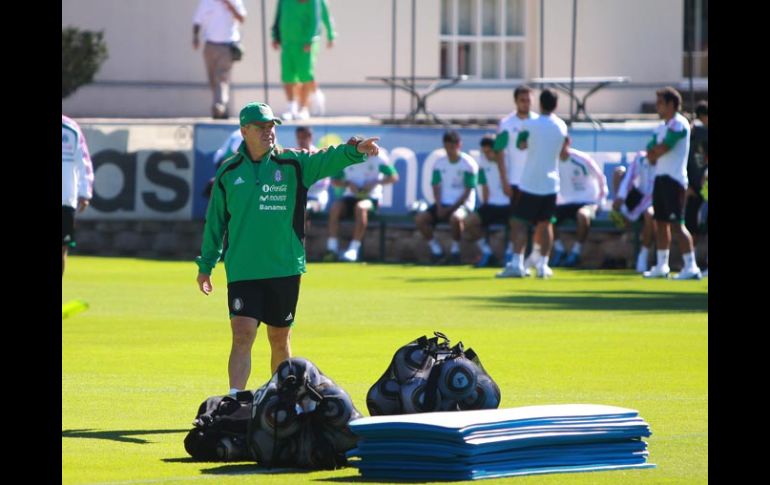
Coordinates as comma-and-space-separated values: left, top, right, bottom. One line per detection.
347, 404, 655, 480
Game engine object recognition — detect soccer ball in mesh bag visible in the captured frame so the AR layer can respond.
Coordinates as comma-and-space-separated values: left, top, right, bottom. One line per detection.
437, 357, 478, 401
458, 372, 501, 410
399, 377, 442, 414
276, 357, 323, 388
317, 386, 355, 428
366, 376, 402, 415
392, 343, 435, 382
258, 393, 302, 439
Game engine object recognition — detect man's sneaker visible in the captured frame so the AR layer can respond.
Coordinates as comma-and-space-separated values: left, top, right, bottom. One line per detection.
523, 252, 540, 270
674, 266, 703, 280
495, 264, 529, 278
609, 209, 626, 229
310, 89, 326, 116
430, 251, 445, 265
550, 250, 566, 267
643, 265, 671, 279
341, 248, 359, 262
536, 264, 554, 279
213, 103, 227, 119
281, 110, 295, 121
322, 250, 338, 262
295, 108, 310, 120
474, 252, 497, 268
635, 254, 649, 273
445, 252, 461, 265
562, 252, 580, 268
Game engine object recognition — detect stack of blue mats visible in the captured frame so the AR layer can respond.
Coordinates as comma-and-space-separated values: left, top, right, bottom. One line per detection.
347, 404, 654, 480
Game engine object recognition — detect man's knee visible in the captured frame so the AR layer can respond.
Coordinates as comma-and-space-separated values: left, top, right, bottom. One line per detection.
577, 209, 591, 226
355, 202, 371, 219
671, 222, 687, 234
329, 201, 344, 219
267, 327, 291, 350
231, 318, 258, 347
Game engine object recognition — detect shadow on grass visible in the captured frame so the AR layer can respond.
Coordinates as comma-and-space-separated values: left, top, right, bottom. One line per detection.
398, 276, 491, 283
199, 464, 316, 475
62, 428, 188, 444
315, 475, 434, 483
464, 289, 708, 313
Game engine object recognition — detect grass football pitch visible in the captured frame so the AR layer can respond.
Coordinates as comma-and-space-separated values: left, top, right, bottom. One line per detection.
62, 256, 707, 484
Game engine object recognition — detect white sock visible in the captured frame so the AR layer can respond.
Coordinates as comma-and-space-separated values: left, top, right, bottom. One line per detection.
682, 251, 695, 268
657, 249, 670, 268
348, 240, 362, 251
327, 237, 338, 252
540, 255, 550, 267
572, 242, 582, 254
228, 388, 241, 396
288, 100, 298, 114
527, 249, 542, 265
511, 253, 523, 269
429, 238, 442, 255
450, 241, 460, 254
637, 247, 649, 265
476, 239, 491, 254
554, 240, 566, 252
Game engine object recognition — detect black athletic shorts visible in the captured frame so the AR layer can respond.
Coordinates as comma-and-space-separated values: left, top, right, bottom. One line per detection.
625, 186, 644, 212
511, 191, 557, 224
227, 275, 301, 327
684, 190, 704, 235
509, 185, 522, 209
477, 203, 511, 227
62, 206, 76, 247
552, 203, 587, 225
652, 175, 686, 223
340, 196, 378, 219
426, 204, 469, 226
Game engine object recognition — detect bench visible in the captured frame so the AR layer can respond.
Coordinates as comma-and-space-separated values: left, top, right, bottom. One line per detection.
307, 210, 641, 263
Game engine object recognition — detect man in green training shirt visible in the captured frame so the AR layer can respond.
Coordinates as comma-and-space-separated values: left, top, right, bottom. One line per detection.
195, 101, 380, 395
272, 0, 336, 120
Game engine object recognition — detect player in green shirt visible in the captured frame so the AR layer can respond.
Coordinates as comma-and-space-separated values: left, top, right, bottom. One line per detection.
195, 101, 380, 395
272, 0, 336, 120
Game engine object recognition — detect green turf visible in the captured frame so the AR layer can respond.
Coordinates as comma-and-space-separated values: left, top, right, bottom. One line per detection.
62, 256, 707, 484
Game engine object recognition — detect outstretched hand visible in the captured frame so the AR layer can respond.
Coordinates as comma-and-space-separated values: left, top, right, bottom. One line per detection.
356, 137, 380, 157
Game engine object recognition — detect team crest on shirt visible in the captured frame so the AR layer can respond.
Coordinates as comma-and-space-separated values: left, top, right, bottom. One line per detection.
274, 170, 282, 182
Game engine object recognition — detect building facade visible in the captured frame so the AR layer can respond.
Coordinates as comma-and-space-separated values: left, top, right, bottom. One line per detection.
62, 0, 707, 118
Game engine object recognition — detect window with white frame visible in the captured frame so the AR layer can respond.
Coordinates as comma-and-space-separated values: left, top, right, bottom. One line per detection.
440, 0, 526, 80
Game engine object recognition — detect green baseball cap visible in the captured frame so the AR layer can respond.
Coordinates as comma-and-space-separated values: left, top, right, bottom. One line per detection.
239, 102, 282, 126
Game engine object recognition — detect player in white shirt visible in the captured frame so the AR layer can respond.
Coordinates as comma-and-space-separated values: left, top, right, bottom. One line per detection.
415, 131, 479, 264
549, 144, 608, 268
62, 115, 94, 277
465, 135, 510, 267
612, 150, 657, 272
496, 89, 569, 278
192, 0, 247, 118
493, 85, 538, 262
325, 146, 398, 262
294, 127, 331, 230
643, 87, 701, 280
